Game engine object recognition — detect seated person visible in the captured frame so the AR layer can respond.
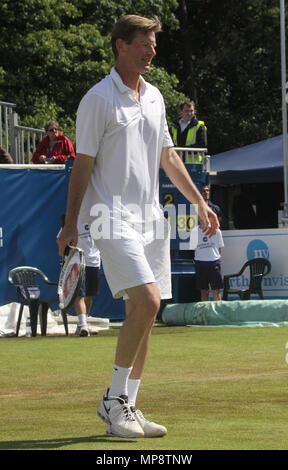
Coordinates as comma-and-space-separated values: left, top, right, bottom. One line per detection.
32, 120, 75, 164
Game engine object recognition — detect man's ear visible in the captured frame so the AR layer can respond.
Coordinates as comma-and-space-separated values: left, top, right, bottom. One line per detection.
115, 38, 126, 55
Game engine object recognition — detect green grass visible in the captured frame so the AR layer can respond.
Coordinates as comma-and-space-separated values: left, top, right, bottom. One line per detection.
0, 325, 288, 450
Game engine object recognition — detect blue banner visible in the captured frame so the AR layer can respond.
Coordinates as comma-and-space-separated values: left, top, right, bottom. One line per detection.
1, 167, 67, 304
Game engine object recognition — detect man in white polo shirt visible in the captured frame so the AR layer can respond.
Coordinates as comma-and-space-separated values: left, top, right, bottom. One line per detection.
57, 14, 219, 439
194, 226, 224, 301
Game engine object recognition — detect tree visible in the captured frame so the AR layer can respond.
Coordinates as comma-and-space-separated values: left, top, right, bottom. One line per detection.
0, 0, 284, 153
157, 0, 282, 153
0, 0, 180, 141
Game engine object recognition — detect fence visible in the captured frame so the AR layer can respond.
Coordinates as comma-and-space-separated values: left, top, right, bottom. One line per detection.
1, 99, 211, 170
0, 101, 45, 164
174, 146, 210, 173
0, 101, 15, 151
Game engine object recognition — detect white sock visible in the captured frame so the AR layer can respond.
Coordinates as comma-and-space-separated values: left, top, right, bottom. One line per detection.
128, 378, 141, 407
77, 314, 87, 326
108, 365, 133, 398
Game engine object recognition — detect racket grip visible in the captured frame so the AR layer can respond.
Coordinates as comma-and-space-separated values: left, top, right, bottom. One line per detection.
64, 245, 70, 256
60, 246, 70, 268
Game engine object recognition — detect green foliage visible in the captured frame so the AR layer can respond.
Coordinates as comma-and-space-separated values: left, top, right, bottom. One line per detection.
0, 68, 5, 87
0, 0, 285, 152
146, 66, 187, 127
157, 0, 282, 152
70, 0, 179, 31
0, 0, 179, 139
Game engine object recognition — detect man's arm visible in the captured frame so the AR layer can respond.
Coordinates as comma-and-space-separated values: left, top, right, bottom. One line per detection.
57, 153, 95, 255
196, 124, 207, 148
160, 147, 219, 236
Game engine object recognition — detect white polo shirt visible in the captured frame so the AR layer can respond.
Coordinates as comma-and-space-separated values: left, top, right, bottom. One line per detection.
194, 228, 224, 262
77, 67, 173, 224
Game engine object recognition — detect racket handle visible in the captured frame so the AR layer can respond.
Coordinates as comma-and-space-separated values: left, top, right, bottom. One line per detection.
64, 245, 70, 256
59, 246, 70, 269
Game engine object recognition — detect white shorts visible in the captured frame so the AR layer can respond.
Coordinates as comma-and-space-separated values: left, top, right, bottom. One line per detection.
92, 216, 172, 300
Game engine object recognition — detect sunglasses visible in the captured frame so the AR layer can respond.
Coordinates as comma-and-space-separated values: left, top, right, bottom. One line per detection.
48, 128, 58, 132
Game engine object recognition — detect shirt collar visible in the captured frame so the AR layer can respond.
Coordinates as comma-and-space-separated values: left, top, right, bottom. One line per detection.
180, 118, 191, 125
110, 67, 147, 98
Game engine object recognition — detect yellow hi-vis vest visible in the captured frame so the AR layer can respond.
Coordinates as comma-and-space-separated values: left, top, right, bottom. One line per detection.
172, 121, 206, 163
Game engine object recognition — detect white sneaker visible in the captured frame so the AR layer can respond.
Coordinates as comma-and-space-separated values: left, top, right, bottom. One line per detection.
75, 325, 90, 337
97, 391, 144, 438
131, 407, 167, 437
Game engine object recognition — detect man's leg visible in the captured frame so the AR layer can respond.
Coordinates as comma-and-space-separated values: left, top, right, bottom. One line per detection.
124, 295, 153, 407
114, 282, 160, 370
85, 296, 93, 313
74, 296, 92, 336
106, 282, 160, 398
211, 264, 223, 301
74, 265, 99, 336
126, 299, 152, 380
96, 216, 170, 437
98, 282, 166, 437
200, 289, 209, 301
211, 290, 221, 301
124, 290, 167, 437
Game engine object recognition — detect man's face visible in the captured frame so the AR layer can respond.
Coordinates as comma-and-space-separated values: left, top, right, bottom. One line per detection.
117, 31, 157, 74
202, 186, 210, 201
180, 104, 195, 122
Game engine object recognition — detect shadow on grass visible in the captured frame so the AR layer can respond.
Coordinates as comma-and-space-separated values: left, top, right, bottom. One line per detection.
0, 434, 135, 450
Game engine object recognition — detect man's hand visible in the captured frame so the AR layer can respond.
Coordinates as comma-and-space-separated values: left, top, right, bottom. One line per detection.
57, 224, 78, 256
198, 202, 219, 237
160, 147, 220, 237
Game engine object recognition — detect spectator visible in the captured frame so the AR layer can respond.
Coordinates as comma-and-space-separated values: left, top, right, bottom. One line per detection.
201, 184, 223, 228
32, 120, 75, 164
194, 226, 224, 301
0, 146, 13, 163
170, 101, 207, 163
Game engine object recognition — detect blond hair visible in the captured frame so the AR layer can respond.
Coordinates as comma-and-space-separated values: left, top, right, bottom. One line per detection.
111, 15, 162, 58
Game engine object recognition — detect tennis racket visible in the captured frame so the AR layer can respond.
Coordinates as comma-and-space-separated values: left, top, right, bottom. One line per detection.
58, 245, 85, 310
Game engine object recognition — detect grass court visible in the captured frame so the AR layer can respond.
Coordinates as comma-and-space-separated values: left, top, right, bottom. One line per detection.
0, 325, 288, 451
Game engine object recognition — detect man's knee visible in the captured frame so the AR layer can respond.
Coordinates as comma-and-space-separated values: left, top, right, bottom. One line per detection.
136, 291, 160, 318
126, 283, 161, 319
144, 292, 161, 318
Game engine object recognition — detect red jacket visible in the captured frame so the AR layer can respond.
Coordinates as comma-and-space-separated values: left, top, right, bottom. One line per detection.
32, 131, 75, 164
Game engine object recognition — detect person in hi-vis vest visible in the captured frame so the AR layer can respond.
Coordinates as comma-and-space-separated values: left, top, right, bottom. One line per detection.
170, 100, 207, 163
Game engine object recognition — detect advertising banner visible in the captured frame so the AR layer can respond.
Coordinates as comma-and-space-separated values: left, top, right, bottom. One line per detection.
0, 166, 125, 319
222, 229, 288, 299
